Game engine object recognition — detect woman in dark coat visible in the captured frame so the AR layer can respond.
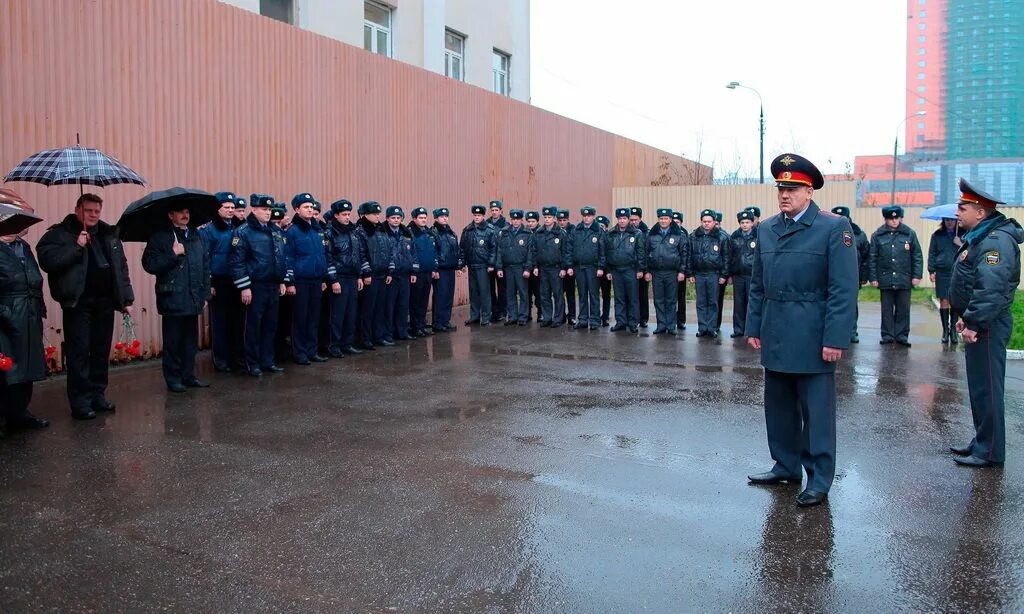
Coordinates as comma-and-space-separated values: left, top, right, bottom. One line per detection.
928, 218, 963, 344
0, 224, 50, 431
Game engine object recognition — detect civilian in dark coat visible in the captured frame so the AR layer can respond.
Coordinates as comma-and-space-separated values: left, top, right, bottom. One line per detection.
928, 218, 964, 343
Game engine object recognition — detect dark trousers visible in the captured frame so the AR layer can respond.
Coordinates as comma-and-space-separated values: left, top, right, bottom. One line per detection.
209, 276, 243, 369
161, 314, 198, 386
612, 268, 640, 327
880, 288, 911, 342
651, 270, 679, 330
329, 278, 359, 351
409, 273, 432, 331
468, 267, 492, 322
539, 268, 565, 325
638, 278, 650, 323
563, 274, 577, 322
290, 280, 323, 361
318, 291, 331, 355
387, 273, 411, 339
0, 380, 33, 419
529, 274, 542, 319
504, 267, 530, 323
695, 273, 720, 334
274, 294, 293, 361
764, 369, 837, 493
490, 269, 506, 319
676, 279, 687, 326
244, 283, 280, 369
62, 297, 115, 412
431, 270, 455, 329
600, 274, 612, 322
964, 311, 1011, 463
358, 275, 384, 344
715, 279, 727, 330
732, 274, 751, 335
576, 266, 601, 326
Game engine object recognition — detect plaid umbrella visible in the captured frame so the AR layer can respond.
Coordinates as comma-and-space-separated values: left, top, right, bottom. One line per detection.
4, 145, 145, 187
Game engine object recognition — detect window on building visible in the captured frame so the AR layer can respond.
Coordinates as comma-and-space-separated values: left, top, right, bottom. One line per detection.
918, 22, 926, 30
492, 50, 510, 96
917, 97, 926, 104
917, 85, 926, 92
920, 10, 927, 17
364, 1, 392, 57
918, 35, 927, 42
917, 60, 926, 67
918, 48, 926, 55
260, 0, 294, 24
917, 72, 926, 79
444, 30, 465, 81
917, 122, 926, 129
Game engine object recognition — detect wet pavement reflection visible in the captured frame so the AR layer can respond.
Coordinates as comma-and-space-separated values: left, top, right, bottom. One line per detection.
1, 303, 1022, 611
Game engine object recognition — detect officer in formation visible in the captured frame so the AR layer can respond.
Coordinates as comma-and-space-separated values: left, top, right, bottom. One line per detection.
928, 216, 963, 344
408, 207, 438, 338
868, 206, 923, 346
533, 206, 572, 327
495, 209, 533, 325
354, 201, 394, 348
557, 209, 578, 326
524, 211, 543, 321
687, 209, 730, 337
285, 193, 330, 364
201, 193, 245, 370
324, 199, 363, 356
383, 206, 420, 341
948, 178, 1022, 468
596, 215, 613, 326
461, 205, 497, 326
729, 210, 757, 338
713, 211, 731, 333
232, 196, 248, 227
830, 206, 870, 343
645, 208, 687, 335
606, 207, 646, 332
570, 206, 605, 330
746, 153, 859, 508
430, 207, 462, 332
487, 200, 508, 323
629, 207, 651, 328
671, 211, 689, 331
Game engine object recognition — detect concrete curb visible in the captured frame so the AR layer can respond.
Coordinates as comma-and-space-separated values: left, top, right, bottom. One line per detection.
931, 296, 1024, 360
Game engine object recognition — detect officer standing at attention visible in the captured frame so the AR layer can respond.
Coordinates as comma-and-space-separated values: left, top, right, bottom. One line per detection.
729, 210, 757, 338
672, 211, 689, 331
495, 209, 533, 325
645, 208, 687, 335
325, 200, 364, 356
745, 206, 762, 228
383, 206, 419, 341
948, 178, 1022, 468
532, 206, 572, 328
713, 210, 731, 335
596, 215, 613, 327
557, 209, 578, 327
460, 205, 497, 327
746, 153, 859, 508
569, 206, 605, 330
354, 201, 394, 349
201, 192, 243, 371
629, 207, 651, 328
232, 195, 248, 227
430, 208, 462, 332
229, 194, 290, 376
487, 200, 508, 323
408, 207, 438, 338
831, 205, 870, 343
686, 209, 730, 338
524, 211, 543, 322
605, 208, 646, 333
868, 205, 923, 346
285, 193, 330, 365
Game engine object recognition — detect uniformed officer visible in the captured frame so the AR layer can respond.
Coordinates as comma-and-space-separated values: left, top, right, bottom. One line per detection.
672, 211, 689, 330
831, 205, 870, 343
605, 207, 646, 333
929, 217, 964, 344
487, 200, 508, 323
868, 205, 923, 346
948, 178, 1022, 468
646, 208, 687, 335
686, 209, 730, 337
229, 194, 290, 376
746, 153, 859, 508
532, 206, 572, 327
746, 206, 762, 227
713, 210, 730, 334
557, 209, 578, 326
430, 208, 462, 332
524, 211, 543, 321
729, 210, 757, 337
354, 201, 395, 349
495, 209, 533, 325
200, 192, 243, 371
271, 203, 293, 362
460, 205, 497, 326
232, 195, 248, 227
629, 207, 651, 327
285, 193, 330, 365
569, 206, 606, 330
325, 199, 363, 356
408, 207, 438, 337
383, 205, 419, 341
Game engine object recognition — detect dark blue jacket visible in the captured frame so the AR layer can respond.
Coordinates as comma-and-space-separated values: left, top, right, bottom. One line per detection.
228, 214, 290, 288
386, 224, 420, 275
532, 224, 572, 269
199, 216, 235, 278
495, 225, 534, 270
604, 225, 646, 270
647, 223, 688, 273
285, 217, 330, 282
571, 221, 606, 268
950, 211, 1023, 331
354, 217, 394, 278
409, 223, 438, 273
326, 219, 364, 280
142, 225, 211, 316
460, 221, 497, 269
431, 222, 463, 271
928, 226, 963, 274
730, 227, 757, 276
686, 227, 730, 277
868, 223, 923, 289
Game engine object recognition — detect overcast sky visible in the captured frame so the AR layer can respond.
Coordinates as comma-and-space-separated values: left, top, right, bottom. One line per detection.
530, 0, 908, 178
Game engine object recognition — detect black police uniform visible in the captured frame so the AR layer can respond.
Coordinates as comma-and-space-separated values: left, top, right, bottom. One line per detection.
532, 209, 572, 326
730, 210, 757, 337
714, 211, 730, 333
831, 205, 870, 342
430, 210, 462, 331
325, 201, 363, 355
558, 210, 577, 325
646, 213, 687, 334
868, 206, 923, 345
495, 211, 534, 324
354, 203, 395, 347
488, 201, 508, 321
672, 212, 689, 329
408, 208, 438, 336
929, 223, 964, 342
460, 207, 497, 325
631, 208, 651, 326
384, 211, 420, 341
525, 212, 543, 321
200, 193, 245, 370
571, 209, 606, 329
605, 210, 646, 331
686, 212, 730, 337
949, 179, 1023, 466
285, 194, 330, 363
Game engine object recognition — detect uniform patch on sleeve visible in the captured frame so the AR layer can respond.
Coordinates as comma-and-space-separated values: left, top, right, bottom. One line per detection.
985, 251, 1000, 265
842, 231, 852, 247
231, 237, 240, 246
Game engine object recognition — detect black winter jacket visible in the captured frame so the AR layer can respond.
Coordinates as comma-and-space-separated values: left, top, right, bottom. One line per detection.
142, 225, 211, 316
604, 226, 646, 270
385, 224, 420, 275
868, 223, 923, 289
355, 217, 394, 277
928, 227, 963, 274
0, 239, 46, 385
460, 221, 497, 269
729, 228, 757, 276
36, 214, 134, 309
495, 225, 534, 270
431, 222, 463, 271
571, 221, 606, 268
326, 220, 365, 280
686, 227, 730, 276
647, 223, 688, 273
532, 224, 572, 269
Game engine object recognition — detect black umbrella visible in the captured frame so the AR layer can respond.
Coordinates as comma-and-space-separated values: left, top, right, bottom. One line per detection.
0, 202, 43, 236
116, 187, 219, 242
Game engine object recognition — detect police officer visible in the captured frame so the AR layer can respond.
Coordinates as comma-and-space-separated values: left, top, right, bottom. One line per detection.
285, 193, 330, 365
229, 194, 289, 376
557, 209, 578, 326
570, 206, 605, 330
605, 207, 645, 333
746, 206, 762, 227
383, 206, 419, 341
488, 200, 508, 322
430, 208, 461, 332
713, 210, 730, 334
832, 205, 870, 342
270, 204, 293, 362
232, 195, 248, 227
200, 192, 243, 371
746, 153, 859, 508
596, 215, 613, 327
354, 201, 394, 349
686, 209, 730, 338
729, 210, 757, 338
646, 208, 687, 335
929, 217, 964, 344
524, 211, 543, 321
408, 207, 438, 337
461, 205, 497, 326
142, 205, 211, 392
948, 178, 1022, 468
868, 205, 923, 346
325, 199, 363, 356
672, 211, 689, 331
495, 209, 533, 325
629, 207, 650, 327
532, 206, 572, 327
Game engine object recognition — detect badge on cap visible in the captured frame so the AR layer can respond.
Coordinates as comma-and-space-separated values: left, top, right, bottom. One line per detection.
985, 251, 1000, 265
842, 231, 852, 247
780, 155, 796, 166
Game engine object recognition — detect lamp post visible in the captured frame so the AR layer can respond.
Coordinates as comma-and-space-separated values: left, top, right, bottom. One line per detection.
890, 111, 926, 206
726, 81, 765, 184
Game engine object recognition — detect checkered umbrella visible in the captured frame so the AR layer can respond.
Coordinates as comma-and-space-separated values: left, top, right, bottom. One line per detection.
4, 145, 145, 187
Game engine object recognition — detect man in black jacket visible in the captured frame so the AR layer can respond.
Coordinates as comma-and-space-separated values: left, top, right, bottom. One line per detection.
646, 208, 687, 335
142, 207, 211, 392
487, 200, 508, 322
37, 193, 134, 420
460, 205, 497, 327
686, 209, 730, 338
868, 206, 923, 346
629, 207, 650, 328
729, 210, 757, 337
430, 208, 461, 332
831, 205, 870, 342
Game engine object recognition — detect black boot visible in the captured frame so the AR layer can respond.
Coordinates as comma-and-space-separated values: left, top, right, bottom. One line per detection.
940, 308, 950, 343
949, 309, 960, 344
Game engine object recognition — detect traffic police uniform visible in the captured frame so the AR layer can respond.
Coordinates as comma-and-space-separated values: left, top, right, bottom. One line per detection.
605, 208, 646, 332
746, 153, 859, 507
495, 209, 534, 324
714, 210, 730, 333
487, 200, 508, 322
596, 215, 613, 326
232, 195, 248, 228
430, 208, 462, 331
630, 207, 651, 327
532, 207, 572, 327
730, 210, 757, 337
868, 205, 923, 345
557, 209, 578, 325
354, 201, 395, 348
460, 205, 497, 325
525, 211, 543, 321
687, 209, 730, 337
832, 205, 870, 342
646, 208, 687, 334
200, 191, 244, 370
383, 206, 420, 341
949, 178, 1023, 467
325, 200, 363, 355
408, 207, 438, 336
570, 206, 606, 330
672, 211, 689, 330
285, 193, 330, 364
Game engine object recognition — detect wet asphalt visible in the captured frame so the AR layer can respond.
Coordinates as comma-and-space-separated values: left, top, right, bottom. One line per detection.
1, 302, 1022, 612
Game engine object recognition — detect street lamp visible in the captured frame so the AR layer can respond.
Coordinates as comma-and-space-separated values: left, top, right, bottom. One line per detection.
726, 81, 765, 184
890, 111, 926, 206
